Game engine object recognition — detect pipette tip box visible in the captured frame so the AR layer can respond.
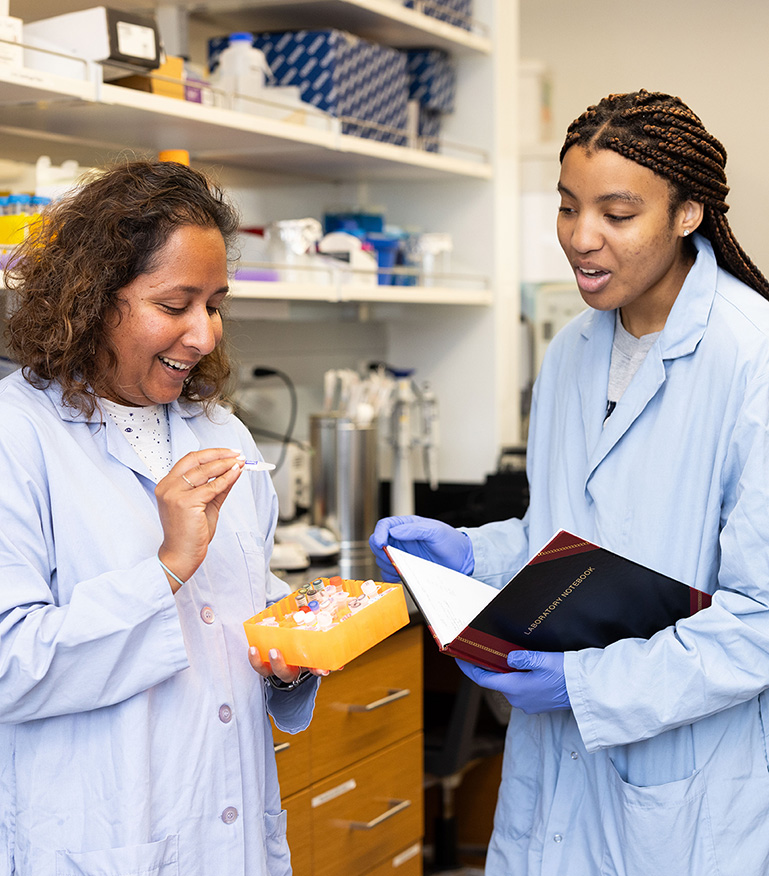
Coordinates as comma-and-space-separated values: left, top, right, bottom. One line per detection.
244, 577, 409, 671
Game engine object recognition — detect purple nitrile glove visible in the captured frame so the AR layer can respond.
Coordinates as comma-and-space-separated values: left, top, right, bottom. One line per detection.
368, 515, 475, 583
456, 650, 570, 714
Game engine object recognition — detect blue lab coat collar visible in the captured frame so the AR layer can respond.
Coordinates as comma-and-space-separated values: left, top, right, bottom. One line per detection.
578, 233, 717, 480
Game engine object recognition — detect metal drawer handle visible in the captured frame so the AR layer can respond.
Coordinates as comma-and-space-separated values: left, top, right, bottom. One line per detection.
347, 688, 410, 713
273, 741, 290, 754
348, 798, 411, 830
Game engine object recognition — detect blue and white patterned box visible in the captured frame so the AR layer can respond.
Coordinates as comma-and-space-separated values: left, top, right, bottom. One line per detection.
210, 30, 409, 146
403, 0, 473, 31
407, 49, 455, 113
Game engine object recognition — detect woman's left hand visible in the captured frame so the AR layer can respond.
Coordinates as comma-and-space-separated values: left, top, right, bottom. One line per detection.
248, 646, 330, 683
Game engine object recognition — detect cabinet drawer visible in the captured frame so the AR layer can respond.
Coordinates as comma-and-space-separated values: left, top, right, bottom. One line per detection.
272, 719, 312, 799
310, 624, 422, 781
310, 732, 423, 876
363, 841, 423, 876
283, 788, 312, 876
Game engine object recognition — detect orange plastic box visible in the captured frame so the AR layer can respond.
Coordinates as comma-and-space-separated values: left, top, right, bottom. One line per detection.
243, 576, 409, 671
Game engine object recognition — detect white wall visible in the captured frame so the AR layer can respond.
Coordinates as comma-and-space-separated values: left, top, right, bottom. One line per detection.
520, 0, 769, 276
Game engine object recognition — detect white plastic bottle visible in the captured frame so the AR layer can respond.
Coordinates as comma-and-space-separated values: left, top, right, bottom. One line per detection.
210, 32, 272, 115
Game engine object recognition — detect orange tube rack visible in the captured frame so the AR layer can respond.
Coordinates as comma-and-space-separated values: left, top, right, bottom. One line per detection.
243, 576, 410, 671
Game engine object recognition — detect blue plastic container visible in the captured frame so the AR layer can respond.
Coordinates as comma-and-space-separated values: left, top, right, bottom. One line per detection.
365, 233, 400, 285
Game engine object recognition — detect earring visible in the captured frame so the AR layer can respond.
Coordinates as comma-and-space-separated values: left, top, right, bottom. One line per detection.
683, 229, 691, 237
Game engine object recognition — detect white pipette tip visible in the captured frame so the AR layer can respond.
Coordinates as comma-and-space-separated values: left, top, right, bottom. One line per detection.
243, 460, 276, 471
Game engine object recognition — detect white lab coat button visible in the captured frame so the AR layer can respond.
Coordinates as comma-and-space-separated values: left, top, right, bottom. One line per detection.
221, 806, 238, 824
200, 606, 215, 624
219, 704, 233, 723
553, 834, 563, 843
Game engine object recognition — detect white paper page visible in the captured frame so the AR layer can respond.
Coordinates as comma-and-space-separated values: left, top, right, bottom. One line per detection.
386, 546, 498, 646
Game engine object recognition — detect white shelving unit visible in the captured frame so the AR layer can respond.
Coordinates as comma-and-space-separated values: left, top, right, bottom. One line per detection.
187, 0, 492, 53
1, 0, 519, 482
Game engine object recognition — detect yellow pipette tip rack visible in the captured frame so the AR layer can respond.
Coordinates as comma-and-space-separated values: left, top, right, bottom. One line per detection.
244, 577, 409, 671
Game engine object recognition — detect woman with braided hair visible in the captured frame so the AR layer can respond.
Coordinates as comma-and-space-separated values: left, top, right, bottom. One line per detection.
370, 89, 769, 875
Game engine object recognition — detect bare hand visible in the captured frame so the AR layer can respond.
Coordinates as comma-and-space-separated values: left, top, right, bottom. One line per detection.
156, 448, 245, 589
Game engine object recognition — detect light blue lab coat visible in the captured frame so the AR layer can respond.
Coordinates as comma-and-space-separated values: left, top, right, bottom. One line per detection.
467, 235, 769, 876
0, 375, 318, 876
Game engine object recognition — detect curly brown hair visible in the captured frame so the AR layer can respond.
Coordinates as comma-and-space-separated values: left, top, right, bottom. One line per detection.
560, 89, 769, 300
4, 158, 241, 416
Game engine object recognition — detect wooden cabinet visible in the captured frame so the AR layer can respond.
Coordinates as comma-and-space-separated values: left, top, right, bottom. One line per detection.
272, 624, 424, 875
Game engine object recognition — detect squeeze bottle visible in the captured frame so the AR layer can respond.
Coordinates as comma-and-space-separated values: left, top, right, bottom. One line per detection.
210, 32, 272, 114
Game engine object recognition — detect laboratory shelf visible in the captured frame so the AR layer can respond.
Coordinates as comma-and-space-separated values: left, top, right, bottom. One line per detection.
229, 277, 493, 305
187, 0, 492, 56
0, 63, 95, 104
0, 66, 491, 181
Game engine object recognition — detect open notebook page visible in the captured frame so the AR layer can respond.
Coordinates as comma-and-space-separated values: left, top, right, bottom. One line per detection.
386, 546, 498, 646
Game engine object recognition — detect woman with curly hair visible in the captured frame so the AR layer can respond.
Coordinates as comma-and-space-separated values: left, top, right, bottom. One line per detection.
0, 159, 322, 875
371, 90, 769, 875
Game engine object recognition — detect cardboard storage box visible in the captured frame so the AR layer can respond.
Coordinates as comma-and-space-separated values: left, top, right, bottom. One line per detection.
407, 48, 456, 113
0, 213, 42, 246
209, 29, 409, 146
404, 0, 473, 31
244, 576, 409, 671
23, 6, 160, 81
113, 54, 185, 100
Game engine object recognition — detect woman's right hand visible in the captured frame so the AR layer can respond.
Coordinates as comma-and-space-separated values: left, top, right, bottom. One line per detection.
368, 515, 475, 582
155, 448, 245, 591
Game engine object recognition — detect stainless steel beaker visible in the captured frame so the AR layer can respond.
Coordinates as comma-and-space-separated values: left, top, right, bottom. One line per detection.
310, 413, 379, 578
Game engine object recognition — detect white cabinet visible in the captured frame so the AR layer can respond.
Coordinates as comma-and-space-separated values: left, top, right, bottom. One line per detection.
1, 0, 519, 483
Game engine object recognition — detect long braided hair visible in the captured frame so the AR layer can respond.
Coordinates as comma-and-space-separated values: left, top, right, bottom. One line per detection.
560, 89, 769, 300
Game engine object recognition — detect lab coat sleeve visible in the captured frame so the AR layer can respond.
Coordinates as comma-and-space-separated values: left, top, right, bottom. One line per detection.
568, 368, 769, 752
0, 553, 190, 724
263, 563, 321, 734
266, 675, 321, 734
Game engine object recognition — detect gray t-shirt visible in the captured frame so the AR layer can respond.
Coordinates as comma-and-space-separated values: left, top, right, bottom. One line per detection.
605, 312, 660, 421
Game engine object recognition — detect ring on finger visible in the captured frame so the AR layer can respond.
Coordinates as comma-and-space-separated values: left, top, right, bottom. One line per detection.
182, 473, 195, 488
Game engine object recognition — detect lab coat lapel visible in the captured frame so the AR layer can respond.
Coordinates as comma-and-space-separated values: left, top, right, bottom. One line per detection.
103, 416, 157, 480
582, 233, 716, 483
577, 308, 614, 466
167, 400, 204, 461
588, 343, 666, 473
104, 403, 203, 481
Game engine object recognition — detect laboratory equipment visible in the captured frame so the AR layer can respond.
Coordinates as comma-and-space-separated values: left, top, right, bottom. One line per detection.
264, 217, 323, 282
244, 575, 409, 670
275, 522, 339, 561
317, 231, 378, 285
269, 542, 310, 572
310, 413, 379, 579
209, 32, 272, 113
387, 370, 440, 516
23, 7, 161, 82
314, 365, 440, 525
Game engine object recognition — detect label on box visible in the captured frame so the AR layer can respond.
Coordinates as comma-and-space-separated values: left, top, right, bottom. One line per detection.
116, 21, 156, 61
0, 16, 22, 68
